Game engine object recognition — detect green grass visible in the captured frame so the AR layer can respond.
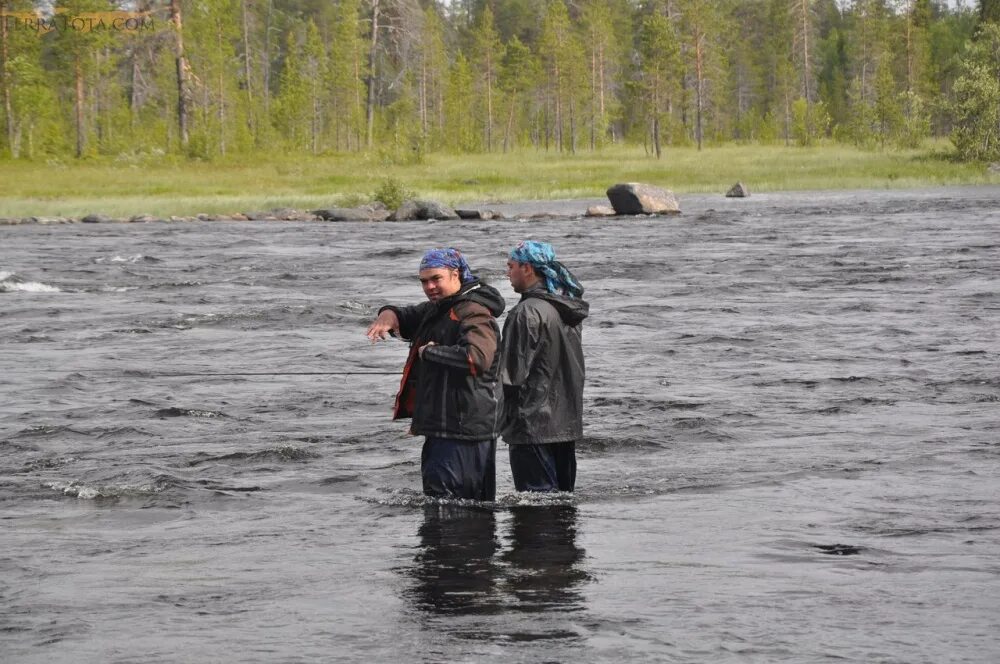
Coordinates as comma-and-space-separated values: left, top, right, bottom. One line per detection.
0, 141, 996, 218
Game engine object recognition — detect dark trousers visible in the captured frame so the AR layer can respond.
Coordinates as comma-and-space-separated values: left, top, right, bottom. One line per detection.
421, 437, 496, 501
508, 441, 577, 493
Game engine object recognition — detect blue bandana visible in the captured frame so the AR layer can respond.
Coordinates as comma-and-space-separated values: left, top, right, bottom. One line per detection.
509, 240, 584, 298
419, 248, 475, 283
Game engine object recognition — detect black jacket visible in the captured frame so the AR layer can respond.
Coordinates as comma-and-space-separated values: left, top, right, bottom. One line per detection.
381, 279, 505, 441
500, 286, 589, 445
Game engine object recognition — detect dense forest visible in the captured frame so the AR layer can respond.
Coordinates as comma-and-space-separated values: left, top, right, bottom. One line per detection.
2, 0, 1000, 162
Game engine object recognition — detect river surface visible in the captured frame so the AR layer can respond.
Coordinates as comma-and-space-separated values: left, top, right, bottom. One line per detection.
1, 187, 998, 663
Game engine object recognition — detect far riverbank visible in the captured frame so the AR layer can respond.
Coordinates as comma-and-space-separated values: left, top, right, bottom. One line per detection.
4, 185, 999, 227
1, 143, 997, 220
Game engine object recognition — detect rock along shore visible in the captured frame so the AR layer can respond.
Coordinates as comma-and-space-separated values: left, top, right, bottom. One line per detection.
1, 183, 747, 226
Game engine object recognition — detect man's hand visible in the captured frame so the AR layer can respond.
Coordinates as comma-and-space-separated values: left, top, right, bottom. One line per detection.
366, 310, 400, 342
418, 341, 436, 358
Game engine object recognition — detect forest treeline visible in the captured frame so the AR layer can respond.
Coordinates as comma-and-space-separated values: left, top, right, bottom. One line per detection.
3, 0, 1000, 162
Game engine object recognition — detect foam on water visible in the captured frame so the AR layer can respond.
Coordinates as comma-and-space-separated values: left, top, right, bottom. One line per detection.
0, 271, 61, 293
360, 489, 577, 510
94, 254, 161, 264
45, 479, 169, 500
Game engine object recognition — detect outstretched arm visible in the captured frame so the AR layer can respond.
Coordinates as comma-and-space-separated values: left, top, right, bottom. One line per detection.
368, 302, 432, 341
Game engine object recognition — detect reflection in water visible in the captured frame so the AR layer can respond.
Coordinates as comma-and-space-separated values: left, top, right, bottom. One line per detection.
502, 505, 589, 614
405, 504, 501, 616
403, 503, 590, 625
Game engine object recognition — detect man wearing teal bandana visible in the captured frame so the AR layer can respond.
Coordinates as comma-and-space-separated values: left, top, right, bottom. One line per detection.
502, 240, 589, 492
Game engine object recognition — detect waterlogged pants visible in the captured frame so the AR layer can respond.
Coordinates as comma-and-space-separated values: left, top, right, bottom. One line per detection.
508, 441, 577, 493
421, 437, 497, 502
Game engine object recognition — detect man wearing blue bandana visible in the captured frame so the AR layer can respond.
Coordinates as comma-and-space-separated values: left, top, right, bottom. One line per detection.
366, 248, 505, 501
502, 240, 589, 492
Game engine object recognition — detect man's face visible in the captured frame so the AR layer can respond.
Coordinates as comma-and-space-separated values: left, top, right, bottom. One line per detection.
419, 268, 462, 302
506, 259, 536, 294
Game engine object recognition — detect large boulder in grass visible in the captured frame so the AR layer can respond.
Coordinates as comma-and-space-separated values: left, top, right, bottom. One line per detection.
725, 182, 750, 198
606, 183, 680, 215
389, 199, 459, 221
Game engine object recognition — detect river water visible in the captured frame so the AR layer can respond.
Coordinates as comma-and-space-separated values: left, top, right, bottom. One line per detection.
1, 187, 998, 663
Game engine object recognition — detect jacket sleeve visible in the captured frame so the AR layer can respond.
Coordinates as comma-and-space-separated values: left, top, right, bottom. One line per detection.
378, 302, 431, 341
420, 302, 498, 375
501, 304, 543, 389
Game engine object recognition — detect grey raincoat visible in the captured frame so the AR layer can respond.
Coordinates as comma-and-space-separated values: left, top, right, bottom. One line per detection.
500, 285, 589, 445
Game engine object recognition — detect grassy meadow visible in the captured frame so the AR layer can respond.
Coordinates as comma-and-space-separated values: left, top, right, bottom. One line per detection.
1, 141, 997, 218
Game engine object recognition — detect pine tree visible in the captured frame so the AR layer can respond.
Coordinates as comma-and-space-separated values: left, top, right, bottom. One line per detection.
328, 0, 364, 151
273, 29, 309, 149
927, 1, 977, 136
676, 0, 728, 150
303, 19, 326, 154
498, 35, 537, 152
471, 5, 503, 151
849, 0, 890, 106
0, 0, 14, 155
580, 0, 616, 149
416, 5, 448, 150
872, 50, 901, 147
48, 0, 117, 158
444, 52, 476, 152
538, 0, 585, 152
362, 0, 423, 150
791, 0, 821, 141
187, 0, 246, 157
897, 0, 932, 147
364, 0, 381, 148
1, 0, 57, 157
727, 0, 766, 142
637, 4, 681, 157
818, 25, 850, 134
169, 0, 191, 151
792, 0, 818, 102
764, 0, 797, 144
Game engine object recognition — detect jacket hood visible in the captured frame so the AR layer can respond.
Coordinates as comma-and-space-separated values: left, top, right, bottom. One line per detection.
452, 279, 506, 317
523, 288, 589, 325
